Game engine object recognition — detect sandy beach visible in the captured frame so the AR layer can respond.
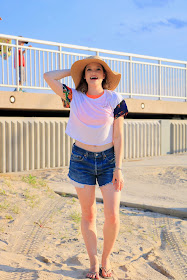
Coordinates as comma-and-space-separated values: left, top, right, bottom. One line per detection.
0, 157, 187, 280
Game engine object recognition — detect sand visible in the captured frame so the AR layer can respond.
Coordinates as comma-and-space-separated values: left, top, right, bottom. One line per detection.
0, 164, 187, 280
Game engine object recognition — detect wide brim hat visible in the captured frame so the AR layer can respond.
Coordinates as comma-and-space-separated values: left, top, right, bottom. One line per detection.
71, 56, 121, 91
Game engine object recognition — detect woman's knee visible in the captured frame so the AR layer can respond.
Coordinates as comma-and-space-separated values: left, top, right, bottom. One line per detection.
82, 207, 97, 223
105, 211, 120, 225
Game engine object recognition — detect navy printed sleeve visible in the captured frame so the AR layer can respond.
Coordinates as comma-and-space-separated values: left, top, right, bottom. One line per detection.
114, 100, 128, 119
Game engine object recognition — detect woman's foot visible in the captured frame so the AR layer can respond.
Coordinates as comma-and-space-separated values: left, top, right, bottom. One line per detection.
99, 267, 113, 279
86, 271, 100, 279
100, 258, 113, 278
86, 256, 100, 279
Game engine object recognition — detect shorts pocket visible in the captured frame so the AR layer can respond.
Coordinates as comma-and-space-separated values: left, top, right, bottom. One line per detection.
71, 150, 85, 162
104, 152, 115, 163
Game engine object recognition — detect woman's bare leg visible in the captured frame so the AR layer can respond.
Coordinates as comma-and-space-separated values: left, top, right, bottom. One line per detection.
100, 183, 121, 277
75, 185, 99, 279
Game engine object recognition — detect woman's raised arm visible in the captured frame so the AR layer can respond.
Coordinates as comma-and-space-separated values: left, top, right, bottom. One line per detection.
43, 69, 71, 99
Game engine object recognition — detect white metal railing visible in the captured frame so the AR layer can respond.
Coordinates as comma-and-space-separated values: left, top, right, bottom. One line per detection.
0, 34, 187, 101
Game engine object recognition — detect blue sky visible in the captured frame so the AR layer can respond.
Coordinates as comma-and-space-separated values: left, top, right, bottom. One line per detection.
0, 0, 187, 61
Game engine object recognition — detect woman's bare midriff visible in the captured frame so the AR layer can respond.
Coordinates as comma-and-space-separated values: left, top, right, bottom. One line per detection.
75, 140, 114, 152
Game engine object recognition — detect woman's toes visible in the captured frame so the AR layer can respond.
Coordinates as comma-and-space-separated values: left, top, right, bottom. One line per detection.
86, 271, 99, 279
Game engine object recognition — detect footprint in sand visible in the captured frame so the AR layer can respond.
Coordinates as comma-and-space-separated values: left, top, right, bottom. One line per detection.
66, 255, 83, 266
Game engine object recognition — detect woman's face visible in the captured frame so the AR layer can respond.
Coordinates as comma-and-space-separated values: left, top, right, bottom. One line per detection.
84, 62, 105, 87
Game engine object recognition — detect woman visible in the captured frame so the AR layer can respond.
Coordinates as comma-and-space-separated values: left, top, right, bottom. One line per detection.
44, 56, 128, 279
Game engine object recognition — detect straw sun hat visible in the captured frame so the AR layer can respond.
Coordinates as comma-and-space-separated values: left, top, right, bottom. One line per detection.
71, 56, 121, 91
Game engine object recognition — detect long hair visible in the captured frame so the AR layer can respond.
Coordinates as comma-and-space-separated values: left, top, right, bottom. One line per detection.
76, 65, 108, 93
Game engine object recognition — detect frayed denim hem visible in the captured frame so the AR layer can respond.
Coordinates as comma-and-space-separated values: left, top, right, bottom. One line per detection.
69, 179, 85, 188
69, 178, 96, 188
99, 181, 114, 188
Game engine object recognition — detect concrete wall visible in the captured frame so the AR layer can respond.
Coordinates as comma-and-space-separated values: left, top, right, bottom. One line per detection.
0, 90, 187, 115
0, 118, 187, 173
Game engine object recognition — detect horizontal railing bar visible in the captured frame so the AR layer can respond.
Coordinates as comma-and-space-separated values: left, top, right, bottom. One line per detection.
0, 84, 17, 88
0, 42, 17, 48
1, 33, 187, 64
118, 92, 187, 99
0, 43, 61, 55
0, 84, 52, 90
130, 93, 187, 99
14, 45, 61, 54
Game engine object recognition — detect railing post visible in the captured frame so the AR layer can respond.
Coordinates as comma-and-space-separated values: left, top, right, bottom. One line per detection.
129, 56, 132, 98
96, 51, 99, 56
158, 60, 162, 100
58, 46, 62, 70
15, 39, 19, 91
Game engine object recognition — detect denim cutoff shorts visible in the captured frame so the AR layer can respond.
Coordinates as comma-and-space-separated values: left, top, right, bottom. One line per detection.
68, 144, 116, 188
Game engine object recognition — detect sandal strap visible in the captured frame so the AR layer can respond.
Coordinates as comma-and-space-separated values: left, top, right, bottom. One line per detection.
101, 267, 112, 273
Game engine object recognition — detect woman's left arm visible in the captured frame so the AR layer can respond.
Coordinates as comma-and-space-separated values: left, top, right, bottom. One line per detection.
112, 116, 124, 191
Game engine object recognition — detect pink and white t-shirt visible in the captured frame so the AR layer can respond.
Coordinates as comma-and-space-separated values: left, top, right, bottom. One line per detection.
62, 85, 128, 145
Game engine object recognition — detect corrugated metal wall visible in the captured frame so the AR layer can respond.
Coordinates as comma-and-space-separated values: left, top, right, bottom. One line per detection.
0, 118, 186, 173
171, 121, 187, 154
124, 120, 161, 159
0, 118, 73, 173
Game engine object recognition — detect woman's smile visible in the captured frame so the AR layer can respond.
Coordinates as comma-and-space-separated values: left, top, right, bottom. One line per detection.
90, 76, 98, 80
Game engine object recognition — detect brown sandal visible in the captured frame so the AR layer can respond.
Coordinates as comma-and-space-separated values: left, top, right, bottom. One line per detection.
99, 267, 113, 279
